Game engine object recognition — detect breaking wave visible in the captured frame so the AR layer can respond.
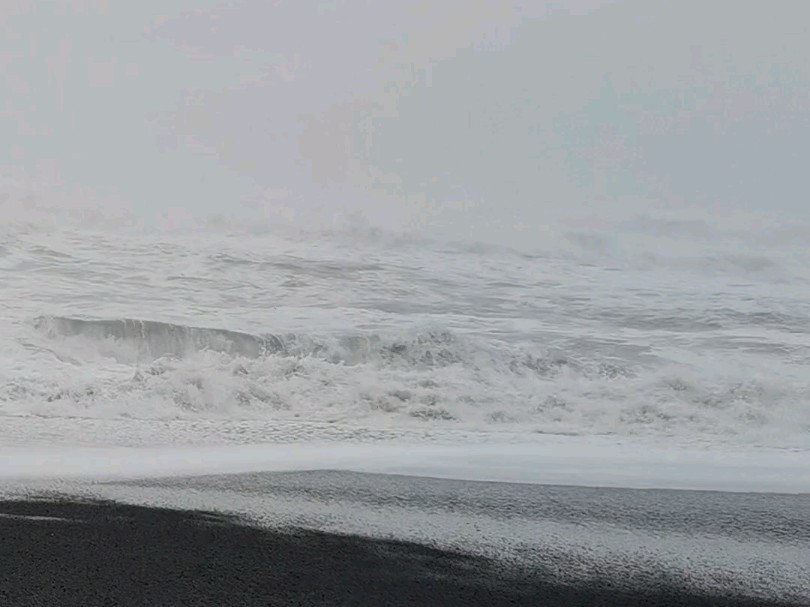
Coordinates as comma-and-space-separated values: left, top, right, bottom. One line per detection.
1, 315, 807, 446
29, 315, 589, 375
34, 316, 281, 360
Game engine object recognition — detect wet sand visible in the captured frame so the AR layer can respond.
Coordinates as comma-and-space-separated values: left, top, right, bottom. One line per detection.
1, 471, 807, 606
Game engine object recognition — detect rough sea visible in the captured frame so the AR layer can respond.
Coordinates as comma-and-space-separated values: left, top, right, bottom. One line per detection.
2, 196, 810, 451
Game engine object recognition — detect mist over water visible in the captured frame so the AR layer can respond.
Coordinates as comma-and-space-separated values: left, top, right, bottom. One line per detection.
1, 205, 809, 448
2, 1, 810, 449
4, 1, 810, 241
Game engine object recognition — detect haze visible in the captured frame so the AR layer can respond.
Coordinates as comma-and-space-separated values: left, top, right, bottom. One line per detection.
2, 0, 809, 248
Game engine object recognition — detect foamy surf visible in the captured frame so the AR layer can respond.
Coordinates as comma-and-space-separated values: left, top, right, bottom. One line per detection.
3, 436, 809, 493
1, 217, 810, 449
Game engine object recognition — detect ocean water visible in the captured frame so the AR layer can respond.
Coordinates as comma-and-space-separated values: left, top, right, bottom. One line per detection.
2, 202, 810, 450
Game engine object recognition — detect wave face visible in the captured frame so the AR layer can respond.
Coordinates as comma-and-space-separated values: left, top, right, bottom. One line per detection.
33, 317, 281, 360
2, 216, 810, 447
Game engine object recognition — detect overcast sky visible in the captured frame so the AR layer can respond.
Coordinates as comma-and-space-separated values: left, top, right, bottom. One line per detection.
2, 0, 809, 244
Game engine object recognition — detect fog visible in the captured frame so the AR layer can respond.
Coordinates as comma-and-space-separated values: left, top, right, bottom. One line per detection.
2, 0, 809, 247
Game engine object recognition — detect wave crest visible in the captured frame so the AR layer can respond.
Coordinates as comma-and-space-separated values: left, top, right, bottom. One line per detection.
31, 315, 619, 379
33, 316, 282, 360
4, 315, 805, 446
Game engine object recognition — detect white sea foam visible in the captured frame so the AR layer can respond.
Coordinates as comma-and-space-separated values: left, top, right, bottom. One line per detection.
2, 193, 810, 449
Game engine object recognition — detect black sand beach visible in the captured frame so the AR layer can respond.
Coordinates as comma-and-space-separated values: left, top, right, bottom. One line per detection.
0, 498, 796, 607
1, 472, 808, 606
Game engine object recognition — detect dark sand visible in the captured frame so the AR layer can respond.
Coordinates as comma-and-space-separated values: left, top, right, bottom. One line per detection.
0, 497, 799, 607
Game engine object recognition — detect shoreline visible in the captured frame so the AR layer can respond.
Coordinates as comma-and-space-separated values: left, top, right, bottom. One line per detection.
2, 469, 808, 606
3, 436, 809, 494
0, 496, 800, 607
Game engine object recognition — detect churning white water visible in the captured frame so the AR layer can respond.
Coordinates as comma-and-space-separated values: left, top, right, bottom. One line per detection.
2, 195, 810, 451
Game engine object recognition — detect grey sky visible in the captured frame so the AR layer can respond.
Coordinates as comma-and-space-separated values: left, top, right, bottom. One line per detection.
2, 0, 809, 245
